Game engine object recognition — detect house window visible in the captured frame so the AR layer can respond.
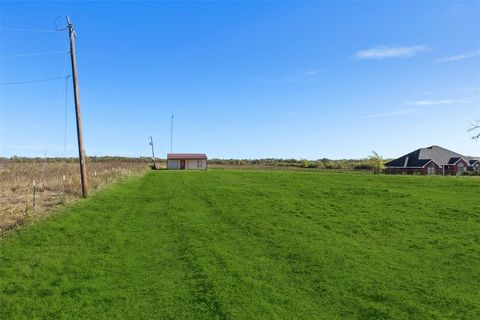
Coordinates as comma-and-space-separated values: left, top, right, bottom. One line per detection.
197, 160, 203, 168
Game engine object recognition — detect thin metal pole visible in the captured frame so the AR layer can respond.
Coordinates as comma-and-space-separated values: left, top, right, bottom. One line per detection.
170, 115, 174, 153
67, 16, 88, 198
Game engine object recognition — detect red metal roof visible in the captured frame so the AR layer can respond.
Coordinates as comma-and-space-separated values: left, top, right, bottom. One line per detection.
167, 153, 207, 160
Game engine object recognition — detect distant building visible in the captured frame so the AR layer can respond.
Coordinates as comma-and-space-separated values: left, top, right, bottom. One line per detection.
385, 145, 480, 175
167, 153, 208, 170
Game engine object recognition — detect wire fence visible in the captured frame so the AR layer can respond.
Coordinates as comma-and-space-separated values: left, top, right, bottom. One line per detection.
0, 159, 150, 234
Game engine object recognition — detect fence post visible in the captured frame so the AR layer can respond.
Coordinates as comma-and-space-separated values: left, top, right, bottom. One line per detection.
62, 175, 66, 205
32, 180, 36, 210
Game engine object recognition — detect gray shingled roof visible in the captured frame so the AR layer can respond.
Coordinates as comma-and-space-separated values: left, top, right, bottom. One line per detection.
385, 146, 478, 168
447, 157, 461, 165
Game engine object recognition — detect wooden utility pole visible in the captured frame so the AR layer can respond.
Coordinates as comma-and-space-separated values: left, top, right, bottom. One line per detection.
67, 16, 88, 198
149, 136, 156, 169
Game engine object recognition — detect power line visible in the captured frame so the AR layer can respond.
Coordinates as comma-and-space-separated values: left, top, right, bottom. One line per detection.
0, 50, 68, 58
81, 50, 126, 126
0, 76, 68, 86
38, 54, 70, 185
65, 75, 71, 155
0, 27, 57, 33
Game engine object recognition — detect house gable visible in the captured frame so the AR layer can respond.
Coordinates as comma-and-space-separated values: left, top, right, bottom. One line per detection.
469, 159, 480, 166
423, 160, 441, 168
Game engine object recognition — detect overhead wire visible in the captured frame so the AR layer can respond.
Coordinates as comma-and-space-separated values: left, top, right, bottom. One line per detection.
0, 27, 57, 33
63, 74, 71, 202
80, 50, 168, 158
0, 50, 68, 58
80, 50, 127, 127
3, 23, 73, 197
64, 75, 71, 156
0, 76, 67, 86
3, 22, 146, 160
38, 53, 70, 185
0, 25, 69, 86
80, 50, 145, 156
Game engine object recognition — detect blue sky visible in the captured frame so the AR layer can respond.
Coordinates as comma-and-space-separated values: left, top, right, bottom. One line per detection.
1, 1, 479, 159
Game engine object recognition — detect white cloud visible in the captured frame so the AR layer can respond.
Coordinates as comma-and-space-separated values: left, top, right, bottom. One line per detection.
405, 99, 468, 105
363, 109, 415, 119
354, 45, 429, 59
434, 50, 480, 64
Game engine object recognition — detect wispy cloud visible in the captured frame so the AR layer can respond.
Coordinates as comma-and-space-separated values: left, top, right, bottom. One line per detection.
300, 69, 320, 76
412, 90, 434, 95
412, 87, 480, 95
444, 4, 463, 16
285, 69, 325, 82
434, 50, 480, 64
405, 99, 468, 105
457, 87, 480, 93
363, 109, 415, 119
354, 45, 429, 59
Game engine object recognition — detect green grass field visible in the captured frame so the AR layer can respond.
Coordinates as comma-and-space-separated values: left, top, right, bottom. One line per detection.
1, 170, 479, 319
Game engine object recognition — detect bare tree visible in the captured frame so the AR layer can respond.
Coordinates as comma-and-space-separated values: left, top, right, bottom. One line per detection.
469, 120, 480, 140
369, 151, 385, 174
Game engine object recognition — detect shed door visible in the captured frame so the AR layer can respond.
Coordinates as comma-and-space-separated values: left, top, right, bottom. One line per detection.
180, 160, 186, 169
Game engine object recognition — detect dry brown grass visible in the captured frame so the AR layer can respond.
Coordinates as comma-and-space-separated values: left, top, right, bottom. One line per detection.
0, 158, 151, 234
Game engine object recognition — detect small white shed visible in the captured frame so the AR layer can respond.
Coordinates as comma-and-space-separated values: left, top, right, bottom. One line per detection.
167, 153, 208, 170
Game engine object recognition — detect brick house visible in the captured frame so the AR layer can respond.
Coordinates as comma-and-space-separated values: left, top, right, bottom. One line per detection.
385, 146, 479, 175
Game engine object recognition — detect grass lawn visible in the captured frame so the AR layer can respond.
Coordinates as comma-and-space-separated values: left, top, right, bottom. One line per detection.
0, 170, 479, 319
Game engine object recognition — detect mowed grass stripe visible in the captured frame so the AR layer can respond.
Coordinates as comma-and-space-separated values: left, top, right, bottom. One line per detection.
0, 175, 209, 319
0, 170, 479, 319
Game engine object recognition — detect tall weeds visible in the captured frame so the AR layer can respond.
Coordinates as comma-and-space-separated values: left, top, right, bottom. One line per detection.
0, 158, 150, 233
